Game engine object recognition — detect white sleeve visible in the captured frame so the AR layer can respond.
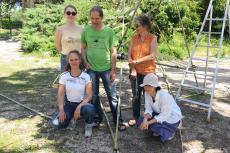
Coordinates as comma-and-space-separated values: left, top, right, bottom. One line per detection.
144, 93, 153, 117
59, 74, 66, 85
154, 94, 173, 123
85, 73, 91, 84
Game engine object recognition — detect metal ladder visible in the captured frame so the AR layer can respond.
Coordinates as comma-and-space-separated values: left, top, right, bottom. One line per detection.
176, 0, 230, 122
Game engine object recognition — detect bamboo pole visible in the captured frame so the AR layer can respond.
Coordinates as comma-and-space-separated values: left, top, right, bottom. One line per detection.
113, 1, 142, 152
0, 93, 52, 119
100, 100, 115, 141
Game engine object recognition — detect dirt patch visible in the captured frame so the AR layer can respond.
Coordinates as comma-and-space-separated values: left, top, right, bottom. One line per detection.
0, 41, 230, 153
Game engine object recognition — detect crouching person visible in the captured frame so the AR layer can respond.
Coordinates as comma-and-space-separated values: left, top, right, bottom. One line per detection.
137, 73, 182, 142
57, 50, 96, 137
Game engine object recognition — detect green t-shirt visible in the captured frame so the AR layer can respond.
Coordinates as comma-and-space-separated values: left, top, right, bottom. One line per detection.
81, 25, 117, 71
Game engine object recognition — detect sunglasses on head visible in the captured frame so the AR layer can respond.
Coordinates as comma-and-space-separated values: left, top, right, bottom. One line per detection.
66, 11, 76, 16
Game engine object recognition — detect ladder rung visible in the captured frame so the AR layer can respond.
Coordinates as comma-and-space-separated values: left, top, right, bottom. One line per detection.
177, 98, 210, 108
202, 31, 222, 35
198, 45, 221, 48
192, 57, 217, 62
206, 18, 228, 21
181, 84, 212, 92
184, 70, 215, 77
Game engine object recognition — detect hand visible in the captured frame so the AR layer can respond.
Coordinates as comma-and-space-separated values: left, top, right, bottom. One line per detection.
74, 104, 81, 120
128, 59, 139, 67
59, 110, 66, 123
84, 62, 91, 69
140, 119, 149, 131
130, 68, 137, 79
128, 59, 135, 67
110, 70, 116, 82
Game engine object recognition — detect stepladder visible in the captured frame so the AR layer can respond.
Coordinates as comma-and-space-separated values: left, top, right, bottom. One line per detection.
176, 0, 230, 122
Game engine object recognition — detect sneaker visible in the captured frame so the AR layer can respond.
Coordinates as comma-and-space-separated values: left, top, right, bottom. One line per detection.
85, 123, 93, 137
167, 133, 175, 141
177, 120, 182, 129
153, 132, 160, 137
49, 112, 59, 127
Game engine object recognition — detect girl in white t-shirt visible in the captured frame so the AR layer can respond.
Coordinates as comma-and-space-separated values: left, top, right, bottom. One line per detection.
57, 50, 96, 137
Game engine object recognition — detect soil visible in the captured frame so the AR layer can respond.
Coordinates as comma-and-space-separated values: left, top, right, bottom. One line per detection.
0, 40, 229, 153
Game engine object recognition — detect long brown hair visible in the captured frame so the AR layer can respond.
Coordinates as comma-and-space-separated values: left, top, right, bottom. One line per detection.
65, 50, 85, 71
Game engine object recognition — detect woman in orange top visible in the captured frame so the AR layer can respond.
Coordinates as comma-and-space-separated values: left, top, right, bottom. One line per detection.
128, 15, 157, 126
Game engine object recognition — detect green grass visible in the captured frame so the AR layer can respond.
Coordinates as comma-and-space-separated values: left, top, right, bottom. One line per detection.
158, 32, 230, 60
0, 52, 70, 153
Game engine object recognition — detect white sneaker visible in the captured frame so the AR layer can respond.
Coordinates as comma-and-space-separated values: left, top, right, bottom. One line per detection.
167, 133, 175, 141
177, 120, 182, 129
85, 123, 93, 137
153, 132, 160, 137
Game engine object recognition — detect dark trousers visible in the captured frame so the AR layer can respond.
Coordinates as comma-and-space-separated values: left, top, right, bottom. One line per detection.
87, 69, 123, 124
137, 112, 180, 142
130, 73, 145, 119
58, 98, 96, 129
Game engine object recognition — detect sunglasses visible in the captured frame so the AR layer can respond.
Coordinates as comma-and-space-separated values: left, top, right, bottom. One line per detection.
66, 11, 77, 16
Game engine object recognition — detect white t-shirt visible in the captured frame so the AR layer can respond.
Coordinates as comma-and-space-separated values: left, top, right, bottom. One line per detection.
59, 71, 91, 102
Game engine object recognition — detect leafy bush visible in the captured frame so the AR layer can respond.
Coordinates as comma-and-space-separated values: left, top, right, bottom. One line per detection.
20, 4, 63, 55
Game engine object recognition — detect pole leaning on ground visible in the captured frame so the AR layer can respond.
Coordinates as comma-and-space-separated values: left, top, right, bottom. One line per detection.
0, 93, 52, 119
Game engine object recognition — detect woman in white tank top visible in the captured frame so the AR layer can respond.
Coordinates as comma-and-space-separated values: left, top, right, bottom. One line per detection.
55, 5, 83, 72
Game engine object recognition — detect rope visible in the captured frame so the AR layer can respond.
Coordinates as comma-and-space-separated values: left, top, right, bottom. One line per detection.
0, 93, 52, 119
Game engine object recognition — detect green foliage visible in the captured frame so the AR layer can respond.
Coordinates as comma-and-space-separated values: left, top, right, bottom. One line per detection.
19, 0, 230, 59
21, 4, 63, 55
1, 16, 22, 29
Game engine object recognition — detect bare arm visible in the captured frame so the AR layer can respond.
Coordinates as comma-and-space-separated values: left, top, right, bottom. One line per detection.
110, 47, 117, 81
80, 82, 93, 106
74, 82, 92, 120
134, 36, 157, 64
128, 40, 133, 62
81, 43, 91, 68
57, 84, 66, 122
111, 46, 117, 72
57, 84, 65, 111
55, 27, 62, 53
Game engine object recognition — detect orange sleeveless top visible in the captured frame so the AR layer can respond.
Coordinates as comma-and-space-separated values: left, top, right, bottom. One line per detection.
131, 33, 156, 75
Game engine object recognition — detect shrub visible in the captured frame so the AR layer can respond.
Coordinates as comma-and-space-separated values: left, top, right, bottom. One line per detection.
20, 4, 63, 55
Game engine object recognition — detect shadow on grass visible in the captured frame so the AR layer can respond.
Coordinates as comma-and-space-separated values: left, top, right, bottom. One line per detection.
0, 66, 230, 153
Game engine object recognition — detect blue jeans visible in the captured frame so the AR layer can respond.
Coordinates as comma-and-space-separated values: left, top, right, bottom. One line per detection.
60, 54, 67, 73
87, 69, 123, 124
58, 97, 96, 129
129, 73, 145, 119
137, 112, 180, 142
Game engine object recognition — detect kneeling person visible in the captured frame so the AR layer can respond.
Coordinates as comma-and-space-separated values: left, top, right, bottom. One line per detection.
57, 50, 96, 137
137, 73, 182, 142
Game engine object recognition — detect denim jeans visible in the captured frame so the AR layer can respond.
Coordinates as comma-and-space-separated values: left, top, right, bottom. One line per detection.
87, 69, 123, 124
137, 112, 180, 142
129, 73, 145, 119
58, 97, 96, 129
60, 54, 67, 73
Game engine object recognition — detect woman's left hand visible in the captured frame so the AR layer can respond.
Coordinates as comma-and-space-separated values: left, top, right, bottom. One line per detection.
140, 120, 149, 131
74, 105, 81, 120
